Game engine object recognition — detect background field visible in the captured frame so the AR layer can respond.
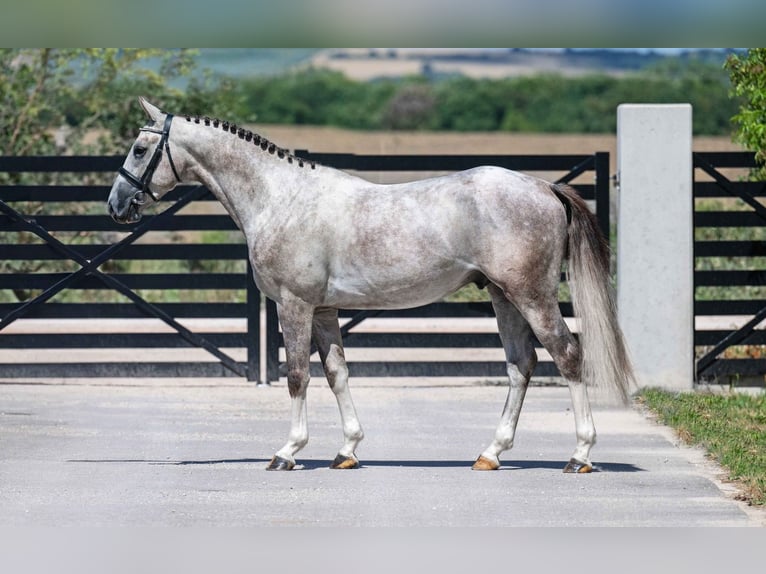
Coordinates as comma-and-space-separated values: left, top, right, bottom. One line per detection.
245, 126, 745, 182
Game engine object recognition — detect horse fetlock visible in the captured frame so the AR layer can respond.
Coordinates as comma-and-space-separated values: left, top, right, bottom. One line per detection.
346, 426, 364, 443
580, 428, 597, 446
289, 434, 309, 452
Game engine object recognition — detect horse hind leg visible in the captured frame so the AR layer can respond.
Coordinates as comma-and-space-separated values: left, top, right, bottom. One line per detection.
473, 284, 537, 471
518, 299, 596, 474
312, 307, 364, 469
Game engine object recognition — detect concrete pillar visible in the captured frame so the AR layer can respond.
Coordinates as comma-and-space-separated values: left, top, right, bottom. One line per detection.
617, 104, 694, 391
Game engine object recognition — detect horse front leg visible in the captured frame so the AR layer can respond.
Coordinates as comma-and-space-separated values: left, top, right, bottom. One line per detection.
267, 295, 315, 471
312, 307, 364, 469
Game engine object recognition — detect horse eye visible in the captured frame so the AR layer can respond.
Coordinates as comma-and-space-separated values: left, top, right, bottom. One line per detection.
133, 145, 147, 158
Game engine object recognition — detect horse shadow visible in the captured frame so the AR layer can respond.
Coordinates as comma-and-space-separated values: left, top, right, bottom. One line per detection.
68, 458, 643, 472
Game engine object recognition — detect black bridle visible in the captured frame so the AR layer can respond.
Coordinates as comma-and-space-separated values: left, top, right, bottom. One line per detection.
118, 113, 182, 203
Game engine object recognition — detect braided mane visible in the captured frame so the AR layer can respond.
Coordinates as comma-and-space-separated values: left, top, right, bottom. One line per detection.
184, 115, 316, 169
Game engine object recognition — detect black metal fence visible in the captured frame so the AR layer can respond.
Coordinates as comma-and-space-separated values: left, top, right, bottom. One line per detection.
0, 152, 610, 383
0, 155, 260, 380
693, 151, 766, 384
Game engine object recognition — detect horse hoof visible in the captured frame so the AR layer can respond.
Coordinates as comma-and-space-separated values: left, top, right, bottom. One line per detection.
330, 454, 360, 469
563, 458, 593, 473
266, 455, 295, 471
472, 455, 500, 471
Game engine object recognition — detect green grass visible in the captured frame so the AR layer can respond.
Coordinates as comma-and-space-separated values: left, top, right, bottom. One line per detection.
637, 388, 766, 506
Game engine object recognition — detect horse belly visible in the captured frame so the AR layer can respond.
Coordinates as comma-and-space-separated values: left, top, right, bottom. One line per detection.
324, 263, 475, 309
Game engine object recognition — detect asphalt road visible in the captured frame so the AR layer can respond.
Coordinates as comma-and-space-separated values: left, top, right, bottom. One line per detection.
0, 378, 761, 526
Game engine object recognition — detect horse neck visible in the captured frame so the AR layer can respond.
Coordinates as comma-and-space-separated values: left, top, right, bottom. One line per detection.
179, 121, 299, 231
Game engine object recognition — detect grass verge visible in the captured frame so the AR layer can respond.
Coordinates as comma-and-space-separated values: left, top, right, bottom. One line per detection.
636, 388, 766, 506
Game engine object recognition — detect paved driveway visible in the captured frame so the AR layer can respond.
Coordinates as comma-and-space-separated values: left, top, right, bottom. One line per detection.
0, 378, 761, 526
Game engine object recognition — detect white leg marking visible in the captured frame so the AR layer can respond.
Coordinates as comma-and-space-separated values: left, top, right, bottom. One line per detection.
273, 296, 314, 466
568, 379, 597, 464
480, 363, 529, 464
325, 344, 364, 458
275, 392, 309, 462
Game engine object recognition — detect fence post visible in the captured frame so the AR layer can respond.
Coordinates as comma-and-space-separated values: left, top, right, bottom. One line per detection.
594, 151, 610, 239
616, 104, 694, 391
266, 298, 280, 383
245, 262, 261, 383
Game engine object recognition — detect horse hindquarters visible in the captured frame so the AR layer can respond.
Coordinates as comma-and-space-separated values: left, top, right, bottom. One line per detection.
477, 182, 630, 471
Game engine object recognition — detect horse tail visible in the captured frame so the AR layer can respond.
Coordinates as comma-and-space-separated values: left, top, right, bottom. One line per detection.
551, 183, 635, 404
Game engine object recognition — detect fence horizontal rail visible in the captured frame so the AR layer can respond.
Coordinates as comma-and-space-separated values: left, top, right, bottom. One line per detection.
0, 155, 124, 172
695, 240, 766, 257
1, 243, 248, 261
1, 153, 600, 173
0, 332, 247, 348
1, 183, 596, 202
0, 214, 238, 232
294, 151, 595, 172
0, 184, 218, 203
334, 301, 575, 318
0, 362, 246, 378
695, 270, 766, 287
0, 302, 247, 319
278, 331, 573, 350
695, 212, 766, 227
693, 152, 758, 168
695, 300, 766, 315
695, 330, 766, 346
699, 359, 766, 379
695, 181, 766, 198
0, 272, 248, 290
304, 361, 560, 379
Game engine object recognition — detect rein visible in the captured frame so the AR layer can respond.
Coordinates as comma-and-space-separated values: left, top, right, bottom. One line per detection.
118, 113, 181, 203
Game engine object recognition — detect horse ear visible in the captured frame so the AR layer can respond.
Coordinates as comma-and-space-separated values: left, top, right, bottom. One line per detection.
138, 97, 163, 122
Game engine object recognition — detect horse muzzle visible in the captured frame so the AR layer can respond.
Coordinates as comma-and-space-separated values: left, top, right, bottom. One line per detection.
107, 184, 144, 224
109, 202, 142, 224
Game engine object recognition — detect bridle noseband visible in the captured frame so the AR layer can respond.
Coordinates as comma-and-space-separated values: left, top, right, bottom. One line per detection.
118, 113, 182, 203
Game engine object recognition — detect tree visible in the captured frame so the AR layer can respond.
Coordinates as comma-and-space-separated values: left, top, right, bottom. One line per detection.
0, 49, 197, 302
381, 84, 435, 130
0, 49, 196, 159
725, 49, 766, 179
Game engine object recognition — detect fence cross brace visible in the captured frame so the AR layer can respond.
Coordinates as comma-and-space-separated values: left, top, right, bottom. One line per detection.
695, 158, 766, 223
555, 155, 594, 185
0, 187, 248, 378
696, 303, 766, 376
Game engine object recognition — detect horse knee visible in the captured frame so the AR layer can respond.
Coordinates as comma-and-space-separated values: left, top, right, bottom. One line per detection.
287, 366, 310, 397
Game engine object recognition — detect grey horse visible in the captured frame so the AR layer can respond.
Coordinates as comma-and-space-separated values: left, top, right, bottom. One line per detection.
108, 98, 634, 473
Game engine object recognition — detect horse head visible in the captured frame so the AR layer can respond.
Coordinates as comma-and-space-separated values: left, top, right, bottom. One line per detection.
107, 97, 184, 224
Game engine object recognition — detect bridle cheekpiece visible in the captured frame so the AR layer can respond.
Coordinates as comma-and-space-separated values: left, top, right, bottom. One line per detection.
118, 113, 182, 204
